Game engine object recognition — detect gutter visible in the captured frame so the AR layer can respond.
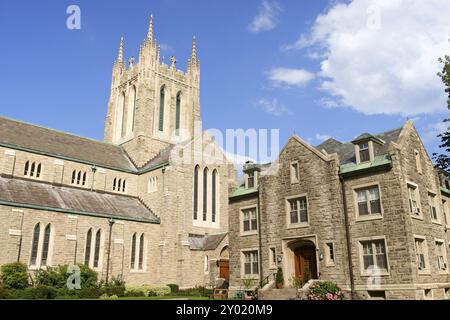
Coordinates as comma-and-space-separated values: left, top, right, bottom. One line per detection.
0, 199, 160, 224
339, 175, 355, 299
257, 188, 264, 288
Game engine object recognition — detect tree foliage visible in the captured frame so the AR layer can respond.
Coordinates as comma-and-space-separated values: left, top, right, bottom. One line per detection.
433, 40, 450, 170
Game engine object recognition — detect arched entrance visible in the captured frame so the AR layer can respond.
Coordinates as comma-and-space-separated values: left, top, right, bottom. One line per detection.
293, 244, 318, 282
218, 246, 229, 280
283, 238, 318, 286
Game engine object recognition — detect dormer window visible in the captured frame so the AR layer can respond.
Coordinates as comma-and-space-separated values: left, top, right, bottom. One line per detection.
248, 171, 255, 188
359, 142, 370, 163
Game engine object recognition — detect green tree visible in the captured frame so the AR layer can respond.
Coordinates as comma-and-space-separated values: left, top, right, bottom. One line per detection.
433, 40, 450, 170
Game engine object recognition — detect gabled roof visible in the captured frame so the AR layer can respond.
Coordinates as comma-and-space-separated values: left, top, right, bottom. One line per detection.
188, 233, 227, 251
317, 127, 403, 165
0, 176, 159, 223
139, 144, 174, 172
0, 116, 137, 172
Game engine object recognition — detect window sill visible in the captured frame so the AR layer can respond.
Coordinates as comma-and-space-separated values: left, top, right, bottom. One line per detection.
417, 270, 431, 275
411, 214, 424, 221
432, 220, 442, 226
240, 231, 258, 237
356, 215, 383, 222
325, 263, 336, 267
241, 275, 259, 280
360, 271, 390, 277
130, 269, 146, 274
287, 223, 309, 230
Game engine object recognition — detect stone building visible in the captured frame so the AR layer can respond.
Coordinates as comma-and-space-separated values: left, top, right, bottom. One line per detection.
229, 121, 450, 300
0, 16, 235, 289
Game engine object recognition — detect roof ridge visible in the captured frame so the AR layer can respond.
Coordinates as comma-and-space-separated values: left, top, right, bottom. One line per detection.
0, 115, 117, 148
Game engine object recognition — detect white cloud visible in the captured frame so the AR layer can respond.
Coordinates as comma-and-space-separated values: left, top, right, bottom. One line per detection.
287, 0, 449, 116
248, 0, 282, 33
423, 120, 449, 144
315, 133, 332, 142
255, 98, 291, 116
268, 68, 315, 87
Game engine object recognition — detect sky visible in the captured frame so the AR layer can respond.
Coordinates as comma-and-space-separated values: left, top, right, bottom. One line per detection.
0, 0, 449, 166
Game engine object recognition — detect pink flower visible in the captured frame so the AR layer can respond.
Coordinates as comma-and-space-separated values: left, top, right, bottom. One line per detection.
326, 293, 334, 300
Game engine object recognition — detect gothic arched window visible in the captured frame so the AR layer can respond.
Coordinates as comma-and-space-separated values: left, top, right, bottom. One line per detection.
203, 167, 209, 221
24, 161, 29, 176
84, 228, 92, 266
212, 170, 218, 223
193, 165, 199, 220
82, 172, 87, 186
159, 86, 165, 132
30, 223, 40, 266
93, 229, 102, 268
138, 234, 144, 270
175, 92, 181, 135
71, 170, 76, 184
113, 178, 117, 191
131, 233, 136, 269
40, 224, 51, 266
121, 92, 126, 138
128, 86, 136, 133
36, 163, 41, 178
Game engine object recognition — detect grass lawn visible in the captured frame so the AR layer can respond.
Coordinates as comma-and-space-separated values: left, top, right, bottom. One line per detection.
117, 296, 211, 300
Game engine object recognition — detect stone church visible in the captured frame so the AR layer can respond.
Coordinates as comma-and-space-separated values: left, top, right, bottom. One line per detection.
0, 16, 236, 288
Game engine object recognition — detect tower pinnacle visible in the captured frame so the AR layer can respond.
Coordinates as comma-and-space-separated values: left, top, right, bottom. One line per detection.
191, 36, 197, 62
147, 14, 154, 42
117, 37, 124, 63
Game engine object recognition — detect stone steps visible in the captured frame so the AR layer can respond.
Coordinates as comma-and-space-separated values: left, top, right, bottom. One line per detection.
258, 288, 299, 300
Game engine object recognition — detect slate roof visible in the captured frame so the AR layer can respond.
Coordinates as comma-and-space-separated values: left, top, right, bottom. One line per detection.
316, 127, 403, 164
0, 116, 136, 172
139, 145, 174, 172
0, 176, 159, 223
188, 233, 227, 251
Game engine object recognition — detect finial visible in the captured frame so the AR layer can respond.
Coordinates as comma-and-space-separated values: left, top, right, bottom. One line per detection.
157, 45, 161, 62
129, 56, 135, 67
147, 14, 154, 42
170, 56, 177, 69
117, 37, 124, 63
191, 36, 197, 62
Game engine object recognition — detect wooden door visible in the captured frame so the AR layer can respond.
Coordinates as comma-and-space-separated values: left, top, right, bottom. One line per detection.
219, 260, 229, 280
294, 247, 318, 282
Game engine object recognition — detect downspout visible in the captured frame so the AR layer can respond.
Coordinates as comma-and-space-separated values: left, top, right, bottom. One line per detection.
17, 210, 25, 262
340, 175, 355, 299
105, 217, 115, 283
257, 187, 263, 287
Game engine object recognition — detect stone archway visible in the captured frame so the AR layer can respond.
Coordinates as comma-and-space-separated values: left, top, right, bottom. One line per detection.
218, 246, 229, 280
282, 237, 318, 287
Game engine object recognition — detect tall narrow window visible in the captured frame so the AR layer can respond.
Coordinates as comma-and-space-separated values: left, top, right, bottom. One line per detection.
212, 170, 217, 223
82, 172, 87, 186
359, 142, 370, 162
30, 162, 36, 177
131, 233, 136, 269
414, 149, 422, 174
159, 86, 165, 132
77, 171, 81, 185
93, 230, 101, 268
128, 86, 136, 133
175, 92, 181, 135
248, 171, 255, 188
71, 170, 76, 184
193, 166, 199, 220
36, 164, 41, 178
138, 234, 144, 270
408, 184, 421, 216
242, 208, 258, 232
113, 178, 117, 191
24, 161, 29, 176
203, 167, 209, 221
243, 251, 259, 275
415, 238, 427, 270
122, 180, 126, 192
41, 224, 51, 266
428, 192, 438, 221
117, 179, 122, 192
84, 229, 92, 266
121, 92, 127, 138
30, 223, 40, 266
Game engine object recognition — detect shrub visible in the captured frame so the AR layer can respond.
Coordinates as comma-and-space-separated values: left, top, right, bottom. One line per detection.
125, 284, 170, 297
0, 262, 29, 289
100, 293, 119, 300
0, 286, 10, 299
167, 283, 179, 293
307, 281, 344, 300
33, 285, 58, 299
275, 267, 284, 288
100, 276, 126, 297
35, 264, 98, 290
124, 289, 146, 297
235, 291, 245, 300
176, 286, 212, 297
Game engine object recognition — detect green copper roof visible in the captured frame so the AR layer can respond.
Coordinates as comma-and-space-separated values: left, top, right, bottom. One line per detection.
340, 155, 392, 176
441, 187, 450, 196
229, 186, 259, 199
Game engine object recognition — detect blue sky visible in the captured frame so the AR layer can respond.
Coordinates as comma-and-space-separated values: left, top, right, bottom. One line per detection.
0, 0, 448, 163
